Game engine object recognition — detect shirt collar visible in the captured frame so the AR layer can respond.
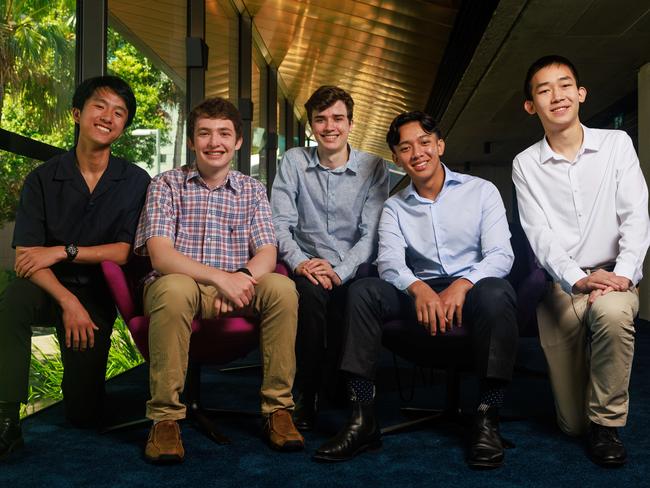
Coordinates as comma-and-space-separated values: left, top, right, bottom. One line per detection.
185, 166, 240, 193
539, 124, 600, 164
405, 163, 461, 201
54, 149, 126, 181
308, 145, 358, 173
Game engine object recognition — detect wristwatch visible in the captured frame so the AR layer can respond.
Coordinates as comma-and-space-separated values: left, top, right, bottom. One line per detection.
65, 243, 79, 262
236, 267, 252, 277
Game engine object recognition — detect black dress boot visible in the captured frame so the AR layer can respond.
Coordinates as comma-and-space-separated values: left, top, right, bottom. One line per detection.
588, 422, 627, 467
467, 407, 505, 469
313, 402, 381, 462
0, 417, 23, 461
293, 391, 318, 432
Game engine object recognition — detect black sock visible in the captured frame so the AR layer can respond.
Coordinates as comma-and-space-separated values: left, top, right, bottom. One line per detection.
477, 379, 507, 413
347, 375, 375, 405
0, 401, 20, 423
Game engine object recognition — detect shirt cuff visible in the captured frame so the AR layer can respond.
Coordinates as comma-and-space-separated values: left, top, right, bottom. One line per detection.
333, 264, 355, 284
394, 273, 419, 292
614, 262, 637, 286
562, 267, 588, 295
463, 270, 487, 285
284, 251, 310, 274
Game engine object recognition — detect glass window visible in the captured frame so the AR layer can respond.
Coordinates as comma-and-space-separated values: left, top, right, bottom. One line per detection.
251, 49, 268, 183
277, 96, 287, 164
107, 5, 187, 176
0, 0, 76, 147
0, 151, 42, 230
292, 115, 300, 148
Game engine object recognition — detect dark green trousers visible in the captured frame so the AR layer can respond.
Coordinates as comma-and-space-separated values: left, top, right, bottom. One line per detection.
0, 277, 115, 426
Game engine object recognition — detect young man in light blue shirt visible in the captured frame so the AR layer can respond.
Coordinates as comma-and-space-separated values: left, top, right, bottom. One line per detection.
271, 86, 389, 431
314, 111, 518, 469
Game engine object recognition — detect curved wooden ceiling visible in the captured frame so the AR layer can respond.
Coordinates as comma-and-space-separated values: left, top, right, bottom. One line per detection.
109, 0, 460, 159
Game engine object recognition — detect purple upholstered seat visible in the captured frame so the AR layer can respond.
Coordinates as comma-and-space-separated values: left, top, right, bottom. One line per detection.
101, 258, 289, 363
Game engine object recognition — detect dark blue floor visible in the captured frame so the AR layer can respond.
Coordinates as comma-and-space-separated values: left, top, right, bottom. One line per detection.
2, 324, 650, 487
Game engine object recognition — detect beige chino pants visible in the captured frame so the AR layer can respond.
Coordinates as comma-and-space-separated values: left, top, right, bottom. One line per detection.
143, 272, 298, 421
537, 282, 638, 435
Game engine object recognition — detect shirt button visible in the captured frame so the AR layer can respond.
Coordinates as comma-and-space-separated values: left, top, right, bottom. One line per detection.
206, 237, 212, 241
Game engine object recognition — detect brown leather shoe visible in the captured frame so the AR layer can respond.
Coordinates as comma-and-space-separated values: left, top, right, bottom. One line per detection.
264, 409, 305, 451
144, 420, 185, 463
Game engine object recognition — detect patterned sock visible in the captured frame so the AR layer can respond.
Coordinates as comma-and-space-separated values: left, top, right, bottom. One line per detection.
0, 401, 20, 422
477, 379, 507, 413
347, 375, 375, 405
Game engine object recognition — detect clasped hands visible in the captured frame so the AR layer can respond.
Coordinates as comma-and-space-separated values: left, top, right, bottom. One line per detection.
211, 269, 257, 317
572, 269, 632, 305
408, 278, 473, 336
295, 258, 341, 290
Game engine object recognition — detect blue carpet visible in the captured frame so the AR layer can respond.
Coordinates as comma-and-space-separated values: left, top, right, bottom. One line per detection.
2, 323, 649, 487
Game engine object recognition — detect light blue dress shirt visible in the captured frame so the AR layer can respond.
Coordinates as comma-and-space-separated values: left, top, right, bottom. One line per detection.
271, 146, 389, 283
378, 165, 513, 291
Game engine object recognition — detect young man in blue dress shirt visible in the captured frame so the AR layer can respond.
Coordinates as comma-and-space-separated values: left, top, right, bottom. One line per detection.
271, 86, 389, 430
314, 111, 518, 469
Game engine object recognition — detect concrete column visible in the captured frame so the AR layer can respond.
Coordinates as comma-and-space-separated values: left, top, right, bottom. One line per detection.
638, 63, 650, 319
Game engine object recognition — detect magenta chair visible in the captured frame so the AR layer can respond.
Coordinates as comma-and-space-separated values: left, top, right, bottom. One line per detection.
101, 256, 289, 444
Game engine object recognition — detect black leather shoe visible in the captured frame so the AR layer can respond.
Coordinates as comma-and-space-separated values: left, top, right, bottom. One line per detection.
588, 422, 627, 467
293, 391, 317, 432
313, 402, 381, 462
467, 408, 505, 469
0, 417, 24, 461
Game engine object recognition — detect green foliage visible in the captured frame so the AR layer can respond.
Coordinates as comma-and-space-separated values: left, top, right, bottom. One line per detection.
106, 316, 145, 379
107, 28, 175, 166
0, 0, 76, 131
0, 3, 182, 226
0, 152, 40, 222
21, 316, 144, 419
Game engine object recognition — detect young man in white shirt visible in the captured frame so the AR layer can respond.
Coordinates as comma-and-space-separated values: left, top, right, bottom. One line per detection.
512, 55, 650, 467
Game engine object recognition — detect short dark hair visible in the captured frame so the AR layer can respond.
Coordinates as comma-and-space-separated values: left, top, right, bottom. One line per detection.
523, 55, 580, 101
304, 86, 354, 124
187, 97, 243, 141
386, 111, 442, 152
72, 76, 137, 127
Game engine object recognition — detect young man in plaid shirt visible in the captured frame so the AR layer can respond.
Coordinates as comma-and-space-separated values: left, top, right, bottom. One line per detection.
134, 98, 303, 463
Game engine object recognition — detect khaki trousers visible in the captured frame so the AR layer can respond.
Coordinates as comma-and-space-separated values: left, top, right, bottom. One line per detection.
537, 282, 637, 435
143, 272, 298, 421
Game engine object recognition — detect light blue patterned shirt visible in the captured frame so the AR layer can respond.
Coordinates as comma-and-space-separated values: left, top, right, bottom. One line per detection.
378, 165, 513, 291
271, 146, 389, 282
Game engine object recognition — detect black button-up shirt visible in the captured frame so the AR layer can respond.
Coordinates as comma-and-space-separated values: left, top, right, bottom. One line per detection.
13, 149, 151, 285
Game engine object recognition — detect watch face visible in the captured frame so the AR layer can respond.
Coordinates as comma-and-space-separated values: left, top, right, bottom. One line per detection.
66, 244, 78, 261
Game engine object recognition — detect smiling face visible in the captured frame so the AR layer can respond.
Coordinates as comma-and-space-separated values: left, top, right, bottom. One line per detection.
187, 116, 243, 182
73, 87, 129, 148
524, 63, 586, 133
391, 120, 445, 189
310, 100, 353, 156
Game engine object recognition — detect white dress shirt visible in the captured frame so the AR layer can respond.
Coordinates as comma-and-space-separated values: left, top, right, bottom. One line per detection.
512, 125, 650, 293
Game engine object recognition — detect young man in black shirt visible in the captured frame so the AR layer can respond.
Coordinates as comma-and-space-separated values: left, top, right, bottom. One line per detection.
0, 76, 151, 460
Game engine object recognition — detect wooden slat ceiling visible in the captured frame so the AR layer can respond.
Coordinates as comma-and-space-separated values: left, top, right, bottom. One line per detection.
109, 0, 460, 159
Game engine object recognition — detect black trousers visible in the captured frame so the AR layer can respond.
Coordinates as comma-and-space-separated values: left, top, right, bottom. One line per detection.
293, 275, 353, 395
0, 278, 115, 426
339, 277, 518, 382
